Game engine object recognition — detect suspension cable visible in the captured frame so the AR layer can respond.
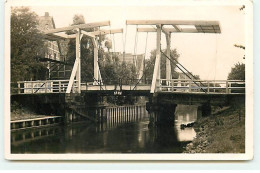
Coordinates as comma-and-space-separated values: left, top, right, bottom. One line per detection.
109, 25, 113, 58
121, 32, 124, 60
122, 24, 128, 62
143, 32, 148, 81
98, 26, 103, 62
161, 51, 207, 93
112, 33, 116, 53
132, 32, 149, 90
214, 34, 218, 80
133, 25, 139, 66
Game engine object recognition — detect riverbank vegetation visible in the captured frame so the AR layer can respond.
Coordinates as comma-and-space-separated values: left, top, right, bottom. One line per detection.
11, 101, 47, 121
184, 105, 245, 153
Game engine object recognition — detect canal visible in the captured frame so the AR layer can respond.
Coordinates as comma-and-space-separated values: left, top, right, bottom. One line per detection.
11, 104, 197, 153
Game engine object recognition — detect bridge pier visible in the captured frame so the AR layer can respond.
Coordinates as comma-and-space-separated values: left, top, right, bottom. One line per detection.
147, 96, 177, 127
64, 93, 106, 124
197, 102, 212, 118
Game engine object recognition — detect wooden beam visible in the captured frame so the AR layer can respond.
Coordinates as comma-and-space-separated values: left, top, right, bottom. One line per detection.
76, 29, 81, 93
53, 33, 76, 39
44, 21, 110, 34
137, 27, 170, 35
137, 28, 199, 33
165, 28, 198, 33
91, 29, 123, 36
150, 25, 161, 94
93, 38, 99, 82
91, 37, 97, 48
162, 28, 170, 35
172, 25, 181, 32
166, 33, 171, 83
126, 20, 220, 26
66, 59, 79, 93
45, 33, 76, 40
137, 28, 156, 32
81, 30, 95, 38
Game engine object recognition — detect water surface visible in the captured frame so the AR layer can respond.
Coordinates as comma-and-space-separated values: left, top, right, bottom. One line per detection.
11, 105, 197, 153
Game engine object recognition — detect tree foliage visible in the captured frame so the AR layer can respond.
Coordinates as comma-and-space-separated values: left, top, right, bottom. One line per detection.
66, 15, 96, 82
11, 7, 48, 83
227, 62, 245, 80
99, 52, 137, 83
72, 14, 85, 25
144, 49, 180, 80
67, 14, 137, 83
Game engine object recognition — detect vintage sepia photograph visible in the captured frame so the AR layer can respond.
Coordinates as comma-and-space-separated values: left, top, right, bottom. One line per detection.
5, 0, 253, 160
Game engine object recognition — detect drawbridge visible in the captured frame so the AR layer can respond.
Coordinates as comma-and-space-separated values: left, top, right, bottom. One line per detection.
13, 20, 245, 97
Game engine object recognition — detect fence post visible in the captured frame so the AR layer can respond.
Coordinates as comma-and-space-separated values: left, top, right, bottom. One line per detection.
226, 81, 229, 94
45, 81, 47, 93
18, 82, 21, 94
31, 82, 33, 93
159, 79, 162, 91
172, 80, 174, 92
189, 80, 192, 92
207, 81, 210, 93
59, 81, 61, 93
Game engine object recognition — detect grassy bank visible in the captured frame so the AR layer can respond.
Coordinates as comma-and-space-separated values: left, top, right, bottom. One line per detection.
11, 101, 48, 121
184, 105, 245, 153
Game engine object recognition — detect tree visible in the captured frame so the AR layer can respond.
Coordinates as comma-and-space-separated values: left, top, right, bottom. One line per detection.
11, 7, 48, 84
99, 52, 138, 83
66, 15, 95, 82
144, 49, 180, 80
105, 40, 112, 52
66, 14, 110, 82
227, 62, 245, 80
66, 14, 138, 84
73, 14, 85, 25
234, 44, 245, 59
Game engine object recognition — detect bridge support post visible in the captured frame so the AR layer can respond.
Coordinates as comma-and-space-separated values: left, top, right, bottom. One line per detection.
92, 38, 102, 85
64, 108, 73, 124
147, 95, 177, 127
166, 32, 172, 86
197, 103, 212, 117
156, 25, 161, 84
76, 28, 81, 93
150, 25, 162, 93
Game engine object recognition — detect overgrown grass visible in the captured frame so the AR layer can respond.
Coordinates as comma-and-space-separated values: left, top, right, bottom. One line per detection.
184, 105, 245, 153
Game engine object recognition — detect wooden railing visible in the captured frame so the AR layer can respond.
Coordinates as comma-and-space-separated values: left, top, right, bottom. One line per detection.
156, 79, 245, 94
16, 80, 78, 94
14, 79, 245, 95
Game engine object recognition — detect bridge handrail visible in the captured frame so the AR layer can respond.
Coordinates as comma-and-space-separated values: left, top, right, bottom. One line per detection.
158, 79, 245, 82
157, 79, 245, 94
15, 80, 78, 94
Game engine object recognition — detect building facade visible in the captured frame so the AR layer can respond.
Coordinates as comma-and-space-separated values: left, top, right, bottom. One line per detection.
38, 12, 64, 61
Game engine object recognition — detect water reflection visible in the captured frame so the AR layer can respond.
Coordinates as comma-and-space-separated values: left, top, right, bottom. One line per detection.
175, 105, 197, 142
11, 104, 198, 153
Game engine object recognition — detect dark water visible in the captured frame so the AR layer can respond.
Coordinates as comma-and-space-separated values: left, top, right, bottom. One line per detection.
11, 105, 197, 153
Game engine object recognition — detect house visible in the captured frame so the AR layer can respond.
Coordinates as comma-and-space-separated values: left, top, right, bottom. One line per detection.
38, 12, 68, 62
37, 12, 71, 80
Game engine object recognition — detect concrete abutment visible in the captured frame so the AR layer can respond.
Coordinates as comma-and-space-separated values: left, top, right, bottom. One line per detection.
147, 95, 177, 127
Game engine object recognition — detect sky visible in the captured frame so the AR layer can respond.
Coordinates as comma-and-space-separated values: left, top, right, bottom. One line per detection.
29, 5, 246, 80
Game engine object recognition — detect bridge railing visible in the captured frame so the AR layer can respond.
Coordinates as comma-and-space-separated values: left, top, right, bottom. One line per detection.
15, 80, 78, 94
156, 79, 245, 94
83, 78, 152, 92
98, 78, 152, 86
